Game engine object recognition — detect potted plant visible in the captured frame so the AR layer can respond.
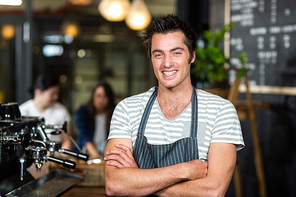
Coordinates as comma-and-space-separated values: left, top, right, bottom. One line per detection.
191, 23, 248, 98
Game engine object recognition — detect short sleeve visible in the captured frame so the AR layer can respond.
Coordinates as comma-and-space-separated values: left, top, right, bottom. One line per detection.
63, 108, 71, 122
108, 100, 132, 140
211, 100, 245, 151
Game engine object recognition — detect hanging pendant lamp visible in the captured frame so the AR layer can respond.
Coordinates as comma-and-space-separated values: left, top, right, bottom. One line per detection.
2, 25, 15, 39
68, 0, 94, 6
98, 0, 130, 22
125, 0, 151, 31
61, 21, 81, 38
0, 0, 22, 6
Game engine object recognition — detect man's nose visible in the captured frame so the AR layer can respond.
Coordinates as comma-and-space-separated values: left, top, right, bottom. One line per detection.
163, 55, 173, 67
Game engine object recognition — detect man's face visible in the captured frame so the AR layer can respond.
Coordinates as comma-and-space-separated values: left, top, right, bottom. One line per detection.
150, 31, 195, 90
39, 86, 59, 108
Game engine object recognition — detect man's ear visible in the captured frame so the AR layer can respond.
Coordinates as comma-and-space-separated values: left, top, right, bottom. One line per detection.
149, 62, 153, 67
190, 51, 196, 64
34, 88, 42, 96
149, 59, 153, 67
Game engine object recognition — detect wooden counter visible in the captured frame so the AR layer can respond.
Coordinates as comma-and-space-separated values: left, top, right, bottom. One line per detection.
61, 186, 106, 197
47, 158, 106, 196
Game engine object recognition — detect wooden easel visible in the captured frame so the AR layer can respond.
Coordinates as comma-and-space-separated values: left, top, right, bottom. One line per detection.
227, 76, 269, 197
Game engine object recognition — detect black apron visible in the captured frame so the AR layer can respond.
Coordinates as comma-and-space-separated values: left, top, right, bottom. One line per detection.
133, 87, 199, 168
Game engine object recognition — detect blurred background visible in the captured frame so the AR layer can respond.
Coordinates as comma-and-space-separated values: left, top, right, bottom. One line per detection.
0, 0, 295, 196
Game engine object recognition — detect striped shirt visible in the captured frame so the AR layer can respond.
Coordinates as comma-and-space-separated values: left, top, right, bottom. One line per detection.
108, 87, 245, 161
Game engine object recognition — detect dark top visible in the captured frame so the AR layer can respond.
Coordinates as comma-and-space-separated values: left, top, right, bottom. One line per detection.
75, 105, 95, 151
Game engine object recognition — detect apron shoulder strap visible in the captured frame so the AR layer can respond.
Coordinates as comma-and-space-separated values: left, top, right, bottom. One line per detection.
190, 87, 198, 138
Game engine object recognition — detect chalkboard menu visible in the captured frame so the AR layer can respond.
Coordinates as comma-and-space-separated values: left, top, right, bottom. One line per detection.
230, 0, 296, 87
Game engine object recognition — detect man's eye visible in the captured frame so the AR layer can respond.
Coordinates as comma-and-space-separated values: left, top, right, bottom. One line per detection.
155, 54, 162, 58
174, 52, 181, 55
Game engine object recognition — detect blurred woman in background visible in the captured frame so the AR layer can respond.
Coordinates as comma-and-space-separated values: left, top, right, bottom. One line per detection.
75, 81, 115, 158
19, 74, 72, 149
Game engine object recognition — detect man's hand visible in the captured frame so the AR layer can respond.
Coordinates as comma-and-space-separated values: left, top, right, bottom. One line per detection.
104, 144, 139, 169
183, 159, 208, 181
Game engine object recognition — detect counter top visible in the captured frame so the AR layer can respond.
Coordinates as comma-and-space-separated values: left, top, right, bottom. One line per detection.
61, 186, 106, 197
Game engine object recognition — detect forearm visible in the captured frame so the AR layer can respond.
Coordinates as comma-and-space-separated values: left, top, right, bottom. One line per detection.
61, 123, 72, 150
61, 133, 72, 150
156, 170, 232, 197
85, 141, 100, 157
104, 140, 207, 196
105, 162, 189, 196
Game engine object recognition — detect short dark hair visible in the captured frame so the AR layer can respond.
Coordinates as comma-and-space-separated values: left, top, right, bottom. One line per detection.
29, 74, 59, 97
142, 14, 197, 63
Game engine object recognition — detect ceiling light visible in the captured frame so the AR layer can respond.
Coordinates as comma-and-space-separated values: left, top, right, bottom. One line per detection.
61, 21, 80, 38
2, 25, 15, 39
125, 0, 151, 31
68, 0, 93, 6
0, 0, 22, 6
42, 45, 64, 57
98, 0, 130, 22
77, 49, 86, 58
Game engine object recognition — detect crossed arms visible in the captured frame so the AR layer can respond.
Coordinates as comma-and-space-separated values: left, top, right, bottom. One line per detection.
104, 138, 237, 196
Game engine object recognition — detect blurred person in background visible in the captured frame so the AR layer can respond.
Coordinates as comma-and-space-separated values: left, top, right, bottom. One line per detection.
19, 74, 72, 150
75, 81, 115, 158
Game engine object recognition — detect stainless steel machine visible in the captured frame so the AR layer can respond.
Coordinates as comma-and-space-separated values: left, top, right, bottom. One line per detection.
0, 103, 89, 196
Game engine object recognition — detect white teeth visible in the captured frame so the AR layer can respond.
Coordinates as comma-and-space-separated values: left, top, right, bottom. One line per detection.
163, 71, 177, 76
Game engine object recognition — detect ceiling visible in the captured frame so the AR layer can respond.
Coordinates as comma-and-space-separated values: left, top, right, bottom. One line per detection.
0, 0, 177, 37
0, 0, 177, 19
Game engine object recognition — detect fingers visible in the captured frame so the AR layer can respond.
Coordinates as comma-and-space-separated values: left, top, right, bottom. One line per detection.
106, 161, 123, 168
105, 149, 127, 158
105, 150, 132, 165
104, 144, 138, 169
105, 154, 131, 168
115, 144, 134, 158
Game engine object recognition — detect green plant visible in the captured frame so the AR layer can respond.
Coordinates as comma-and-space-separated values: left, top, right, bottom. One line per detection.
191, 23, 248, 87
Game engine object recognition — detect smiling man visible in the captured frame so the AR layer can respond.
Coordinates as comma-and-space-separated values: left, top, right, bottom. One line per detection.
104, 14, 244, 196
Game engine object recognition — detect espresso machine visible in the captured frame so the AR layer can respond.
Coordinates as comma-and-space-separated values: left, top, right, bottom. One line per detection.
0, 103, 89, 196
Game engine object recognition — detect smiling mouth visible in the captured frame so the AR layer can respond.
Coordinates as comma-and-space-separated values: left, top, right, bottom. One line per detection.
163, 70, 177, 76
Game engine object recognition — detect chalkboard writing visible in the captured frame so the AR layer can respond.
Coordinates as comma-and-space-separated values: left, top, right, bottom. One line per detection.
230, 0, 296, 87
